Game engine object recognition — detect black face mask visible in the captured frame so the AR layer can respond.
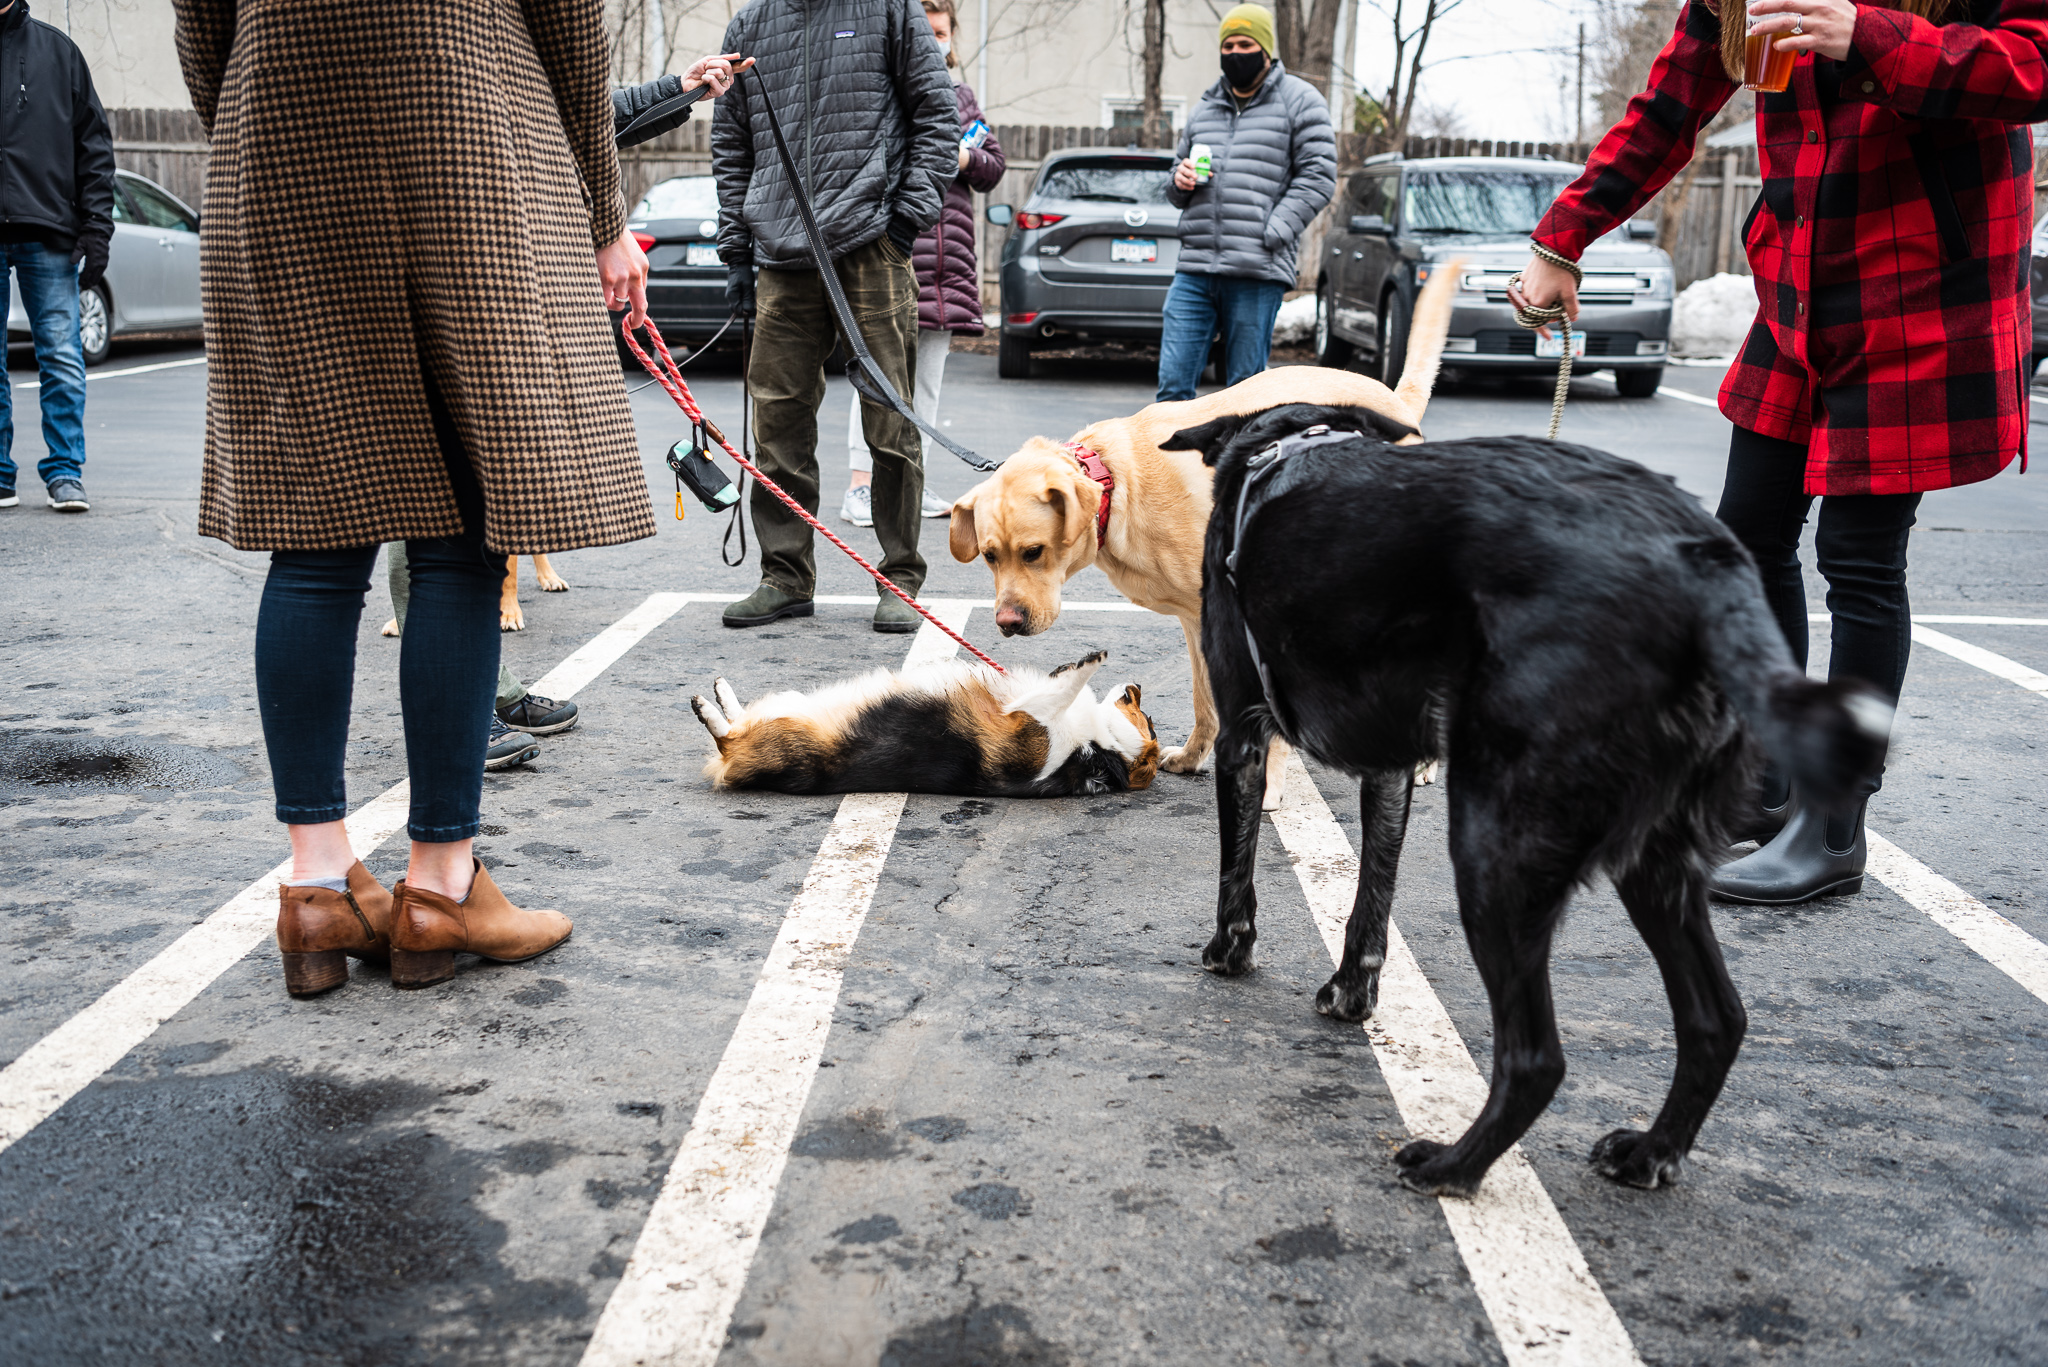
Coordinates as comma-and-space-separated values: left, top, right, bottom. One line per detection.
1221, 50, 1268, 91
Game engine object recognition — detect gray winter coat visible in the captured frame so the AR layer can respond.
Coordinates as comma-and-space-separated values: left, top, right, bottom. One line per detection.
712, 0, 959, 271
1167, 61, 1336, 286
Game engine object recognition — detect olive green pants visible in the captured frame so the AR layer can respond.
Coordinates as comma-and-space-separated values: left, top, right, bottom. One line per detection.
748, 236, 925, 598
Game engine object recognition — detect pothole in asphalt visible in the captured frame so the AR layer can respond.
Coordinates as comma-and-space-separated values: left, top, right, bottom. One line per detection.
0, 730, 243, 792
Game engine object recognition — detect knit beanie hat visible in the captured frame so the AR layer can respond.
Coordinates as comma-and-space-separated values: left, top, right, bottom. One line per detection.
1219, 4, 1277, 56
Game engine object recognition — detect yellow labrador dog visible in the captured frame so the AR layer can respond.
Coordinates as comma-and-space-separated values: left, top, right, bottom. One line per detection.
949, 266, 1460, 808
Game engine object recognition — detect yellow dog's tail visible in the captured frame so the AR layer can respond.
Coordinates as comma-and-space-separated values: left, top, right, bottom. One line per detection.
1393, 257, 1466, 428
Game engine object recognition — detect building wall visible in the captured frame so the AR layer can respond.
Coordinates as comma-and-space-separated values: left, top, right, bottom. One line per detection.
86, 1, 1341, 130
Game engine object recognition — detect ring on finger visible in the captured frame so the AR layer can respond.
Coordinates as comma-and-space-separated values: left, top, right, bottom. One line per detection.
1791, 16, 1803, 33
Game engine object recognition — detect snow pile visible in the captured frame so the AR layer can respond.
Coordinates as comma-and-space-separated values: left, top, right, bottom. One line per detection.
1670, 272, 1756, 358
1272, 293, 1317, 344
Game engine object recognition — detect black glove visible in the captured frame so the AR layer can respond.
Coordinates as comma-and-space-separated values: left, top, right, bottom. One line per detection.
885, 216, 920, 253
74, 230, 110, 292
725, 264, 755, 319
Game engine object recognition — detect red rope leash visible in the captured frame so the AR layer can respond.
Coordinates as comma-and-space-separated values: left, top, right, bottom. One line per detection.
623, 319, 1006, 674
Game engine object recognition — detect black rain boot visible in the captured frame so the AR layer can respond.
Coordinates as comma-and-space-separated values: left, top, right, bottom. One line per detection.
1710, 792, 1868, 906
1730, 764, 1793, 845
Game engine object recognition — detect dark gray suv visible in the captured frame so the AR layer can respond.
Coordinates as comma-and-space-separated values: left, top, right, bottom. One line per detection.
1316, 155, 1674, 397
987, 147, 1181, 378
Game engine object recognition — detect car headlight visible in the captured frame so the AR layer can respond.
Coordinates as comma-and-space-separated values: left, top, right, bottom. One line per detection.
1637, 266, 1675, 301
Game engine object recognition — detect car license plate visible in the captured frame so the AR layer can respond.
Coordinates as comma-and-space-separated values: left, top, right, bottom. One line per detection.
685, 243, 721, 268
1110, 237, 1158, 264
1535, 329, 1587, 359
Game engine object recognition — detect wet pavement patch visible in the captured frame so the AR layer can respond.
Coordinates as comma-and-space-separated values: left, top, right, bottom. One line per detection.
880, 1298, 1069, 1367
790, 1109, 905, 1161
951, 1183, 1030, 1220
831, 1214, 902, 1244
0, 1066, 585, 1364
0, 730, 242, 794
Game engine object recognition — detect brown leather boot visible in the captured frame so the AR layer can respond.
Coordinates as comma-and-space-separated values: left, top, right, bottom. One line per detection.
277, 861, 394, 997
389, 860, 572, 988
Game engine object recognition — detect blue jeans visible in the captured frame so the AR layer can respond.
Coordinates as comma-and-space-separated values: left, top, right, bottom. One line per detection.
0, 240, 86, 490
1155, 272, 1287, 403
254, 377, 506, 841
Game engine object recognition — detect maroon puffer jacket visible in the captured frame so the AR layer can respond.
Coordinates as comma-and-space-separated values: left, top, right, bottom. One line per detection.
915, 82, 1005, 334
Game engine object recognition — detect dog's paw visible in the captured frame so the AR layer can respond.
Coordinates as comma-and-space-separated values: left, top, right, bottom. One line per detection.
500, 608, 525, 632
1315, 970, 1378, 1022
1200, 924, 1256, 976
536, 571, 568, 592
380, 617, 400, 638
1414, 758, 1440, 786
1588, 1128, 1684, 1190
1393, 1140, 1481, 1198
1159, 744, 1211, 775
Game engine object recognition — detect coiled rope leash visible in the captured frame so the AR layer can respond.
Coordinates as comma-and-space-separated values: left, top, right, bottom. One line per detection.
1506, 241, 1584, 441
623, 318, 1006, 674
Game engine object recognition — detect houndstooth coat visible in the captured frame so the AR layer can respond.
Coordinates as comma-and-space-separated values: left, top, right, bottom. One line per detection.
173, 0, 655, 554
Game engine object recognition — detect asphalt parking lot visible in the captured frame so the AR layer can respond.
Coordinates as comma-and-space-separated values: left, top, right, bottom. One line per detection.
2, 336, 2046, 1365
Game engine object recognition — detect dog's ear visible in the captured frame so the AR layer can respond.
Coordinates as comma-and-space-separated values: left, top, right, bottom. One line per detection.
1160, 414, 1251, 465
948, 484, 983, 564
1047, 467, 1098, 557
1120, 683, 1142, 708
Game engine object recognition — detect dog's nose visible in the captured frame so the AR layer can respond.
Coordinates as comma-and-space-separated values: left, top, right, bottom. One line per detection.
994, 604, 1028, 636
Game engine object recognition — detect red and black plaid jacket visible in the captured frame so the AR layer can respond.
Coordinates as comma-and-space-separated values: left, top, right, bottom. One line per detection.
1534, 0, 2048, 496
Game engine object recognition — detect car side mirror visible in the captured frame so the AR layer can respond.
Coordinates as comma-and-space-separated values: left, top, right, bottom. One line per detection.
1349, 214, 1390, 235
985, 203, 1014, 227
1626, 219, 1655, 241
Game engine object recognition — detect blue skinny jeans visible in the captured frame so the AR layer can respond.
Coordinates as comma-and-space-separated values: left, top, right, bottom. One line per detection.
0, 240, 87, 489
1155, 271, 1286, 403
253, 381, 505, 841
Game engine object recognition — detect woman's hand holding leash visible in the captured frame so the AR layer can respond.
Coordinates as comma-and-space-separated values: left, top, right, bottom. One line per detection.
1744, 0, 1857, 62
1507, 255, 1580, 341
597, 230, 650, 331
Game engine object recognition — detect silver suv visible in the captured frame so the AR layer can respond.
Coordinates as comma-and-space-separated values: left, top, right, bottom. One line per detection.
987, 147, 1181, 378
1316, 155, 1675, 396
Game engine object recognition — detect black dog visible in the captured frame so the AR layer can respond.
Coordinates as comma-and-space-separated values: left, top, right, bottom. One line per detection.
1163, 405, 1890, 1197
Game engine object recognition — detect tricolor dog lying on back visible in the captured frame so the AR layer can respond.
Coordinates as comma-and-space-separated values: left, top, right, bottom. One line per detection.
691, 652, 1160, 797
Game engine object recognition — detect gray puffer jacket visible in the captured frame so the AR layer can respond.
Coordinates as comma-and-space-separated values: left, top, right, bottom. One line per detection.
712, 0, 959, 270
1167, 61, 1336, 286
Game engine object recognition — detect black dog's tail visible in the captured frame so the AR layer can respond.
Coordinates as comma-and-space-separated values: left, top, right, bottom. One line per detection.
1688, 539, 1892, 804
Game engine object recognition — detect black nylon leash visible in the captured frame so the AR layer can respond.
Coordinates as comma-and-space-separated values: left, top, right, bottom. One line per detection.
740, 67, 998, 474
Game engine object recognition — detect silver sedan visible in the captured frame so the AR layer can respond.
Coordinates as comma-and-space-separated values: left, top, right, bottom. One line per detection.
6, 169, 202, 367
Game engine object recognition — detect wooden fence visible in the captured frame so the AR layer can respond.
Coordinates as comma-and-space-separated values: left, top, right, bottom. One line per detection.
105, 111, 1907, 304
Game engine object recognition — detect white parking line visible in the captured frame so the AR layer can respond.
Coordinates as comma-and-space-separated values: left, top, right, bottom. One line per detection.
13, 354, 209, 390
0, 591, 691, 1158
1267, 756, 1643, 1367
1909, 624, 2048, 695
579, 604, 973, 1367
1867, 833, 2048, 1008
1656, 385, 1719, 408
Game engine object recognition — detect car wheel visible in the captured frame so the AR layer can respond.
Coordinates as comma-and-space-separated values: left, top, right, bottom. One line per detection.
998, 330, 1033, 379
1315, 279, 1353, 369
79, 284, 111, 367
1377, 289, 1410, 388
1614, 366, 1663, 398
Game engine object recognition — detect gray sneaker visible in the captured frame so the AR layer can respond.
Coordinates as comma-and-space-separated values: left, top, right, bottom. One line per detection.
921, 488, 952, 518
486, 714, 541, 770
840, 483, 874, 527
46, 479, 88, 513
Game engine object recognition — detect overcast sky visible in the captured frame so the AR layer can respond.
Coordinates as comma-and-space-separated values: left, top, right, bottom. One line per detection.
1350, 0, 1627, 143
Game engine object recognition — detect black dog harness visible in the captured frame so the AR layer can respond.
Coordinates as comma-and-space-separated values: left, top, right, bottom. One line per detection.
1219, 424, 1361, 735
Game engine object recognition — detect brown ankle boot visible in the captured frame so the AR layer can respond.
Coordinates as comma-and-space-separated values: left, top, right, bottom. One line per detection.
389, 861, 572, 988
277, 861, 394, 997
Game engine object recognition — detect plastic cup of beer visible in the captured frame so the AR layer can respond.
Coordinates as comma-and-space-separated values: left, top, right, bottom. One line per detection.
1743, 3, 1795, 92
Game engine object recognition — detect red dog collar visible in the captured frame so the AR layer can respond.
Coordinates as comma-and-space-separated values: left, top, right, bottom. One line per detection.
1065, 442, 1115, 546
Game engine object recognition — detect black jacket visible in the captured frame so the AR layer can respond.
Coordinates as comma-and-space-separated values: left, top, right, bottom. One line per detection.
0, 0, 114, 252
613, 74, 695, 148
711, 0, 957, 270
